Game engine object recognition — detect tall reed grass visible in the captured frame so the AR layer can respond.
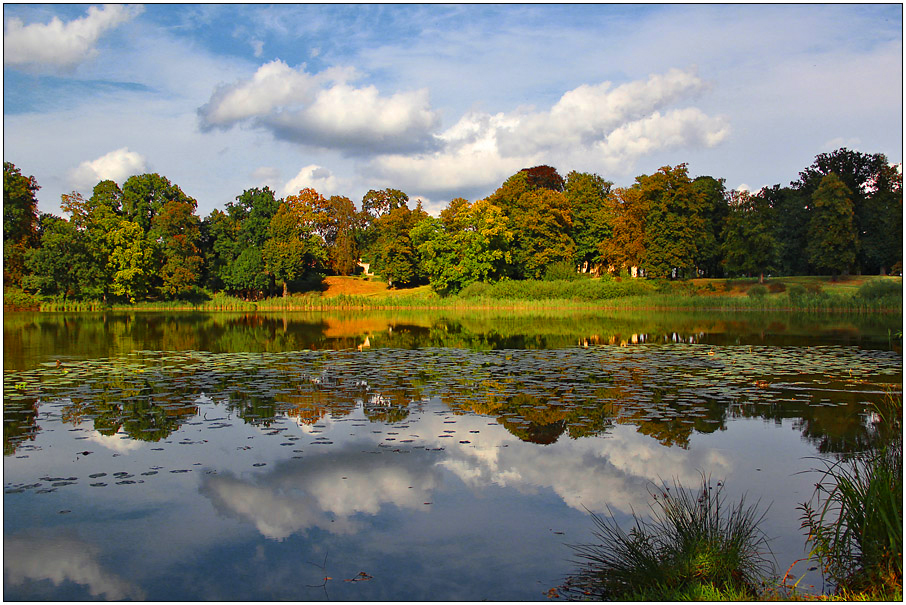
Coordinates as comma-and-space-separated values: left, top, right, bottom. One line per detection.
799, 392, 903, 598
562, 474, 773, 600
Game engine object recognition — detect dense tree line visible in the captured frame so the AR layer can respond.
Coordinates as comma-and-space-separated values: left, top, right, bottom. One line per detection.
3, 148, 901, 302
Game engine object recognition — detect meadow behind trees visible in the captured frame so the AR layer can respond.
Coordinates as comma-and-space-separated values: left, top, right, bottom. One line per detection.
3, 147, 902, 309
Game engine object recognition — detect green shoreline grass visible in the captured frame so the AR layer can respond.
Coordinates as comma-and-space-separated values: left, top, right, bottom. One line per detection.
4, 275, 902, 314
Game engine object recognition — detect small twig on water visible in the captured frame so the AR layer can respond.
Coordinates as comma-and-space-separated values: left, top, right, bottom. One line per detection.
306, 551, 332, 600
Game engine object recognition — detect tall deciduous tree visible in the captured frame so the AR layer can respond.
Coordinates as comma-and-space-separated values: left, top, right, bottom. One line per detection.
638, 164, 706, 279
3, 162, 40, 287
284, 187, 330, 262
487, 166, 574, 279
795, 148, 890, 273
860, 163, 903, 275
806, 173, 857, 279
324, 195, 361, 276
565, 171, 613, 274
511, 188, 575, 279
109, 220, 156, 303
721, 189, 778, 283
761, 184, 808, 276
62, 182, 124, 302
206, 187, 281, 298
262, 201, 326, 297
691, 176, 730, 277
115, 173, 202, 299
370, 201, 426, 288
122, 173, 190, 233
152, 198, 203, 298
24, 214, 90, 298
360, 188, 409, 264
412, 197, 512, 294
598, 186, 647, 275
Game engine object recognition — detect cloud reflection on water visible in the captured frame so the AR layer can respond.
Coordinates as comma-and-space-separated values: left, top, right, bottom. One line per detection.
201, 448, 442, 540
201, 409, 732, 541
4, 533, 144, 600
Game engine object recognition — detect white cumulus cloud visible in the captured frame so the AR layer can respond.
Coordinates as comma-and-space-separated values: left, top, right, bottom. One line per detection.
369, 68, 729, 199
199, 60, 440, 155
4, 4, 142, 70
497, 67, 713, 156
595, 107, 730, 173
69, 147, 148, 190
368, 111, 536, 196
282, 164, 343, 197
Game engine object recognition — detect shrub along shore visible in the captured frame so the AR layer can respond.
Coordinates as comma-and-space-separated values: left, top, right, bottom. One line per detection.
5, 275, 902, 314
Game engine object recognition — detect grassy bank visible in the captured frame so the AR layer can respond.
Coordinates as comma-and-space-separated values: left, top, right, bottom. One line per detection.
5, 275, 901, 313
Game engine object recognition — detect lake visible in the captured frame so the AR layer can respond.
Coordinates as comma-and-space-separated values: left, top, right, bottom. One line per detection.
3, 310, 902, 600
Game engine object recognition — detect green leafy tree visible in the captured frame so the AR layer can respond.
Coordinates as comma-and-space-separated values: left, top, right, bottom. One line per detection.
511, 188, 575, 279
117, 173, 202, 299
121, 173, 189, 233
638, 164, 707, 279
412, 197, 512, 294
487, 166, 574, 279
806, 173, 857, 279
3, 162, 40, 287
109, 220, 156, 302
721, 189, 778, 283
691, 176, 730, 277
860, 163, 903, 275
795, 148, 890, 273
230, 247, 272, 298
370, 201, 426, 288
360, 188, 410, 264
410, 216, 450, 290
760, 185, 808, 276
565, 171, 613, 274
262, 201, 326, 296
23, 214, 90, 298
61, 182, 124, 302
205, 187, 281, 298
199, 208, 232, 292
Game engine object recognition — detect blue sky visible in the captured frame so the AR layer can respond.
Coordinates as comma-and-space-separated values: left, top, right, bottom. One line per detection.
3, 3, 902, 217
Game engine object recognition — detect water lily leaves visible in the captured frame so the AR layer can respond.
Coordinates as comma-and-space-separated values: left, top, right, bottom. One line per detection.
3, 343, 901, 455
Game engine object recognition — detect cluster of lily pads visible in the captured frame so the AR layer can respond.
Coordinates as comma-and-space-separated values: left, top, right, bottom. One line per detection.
3, 344, 900, 455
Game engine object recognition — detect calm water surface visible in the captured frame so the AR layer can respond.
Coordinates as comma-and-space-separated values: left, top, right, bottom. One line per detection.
3, 310, 902, 600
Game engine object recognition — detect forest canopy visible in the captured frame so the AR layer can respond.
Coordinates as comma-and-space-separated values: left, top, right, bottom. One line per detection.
3, 149, 902, 302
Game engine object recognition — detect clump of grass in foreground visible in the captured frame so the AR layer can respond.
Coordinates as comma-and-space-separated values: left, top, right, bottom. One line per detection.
562, 474, 773, 600
799, 392, 902, 599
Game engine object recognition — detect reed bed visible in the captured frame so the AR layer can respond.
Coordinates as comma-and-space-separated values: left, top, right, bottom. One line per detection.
562, 474, 773, 601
